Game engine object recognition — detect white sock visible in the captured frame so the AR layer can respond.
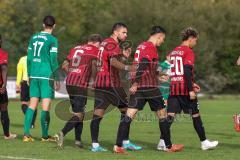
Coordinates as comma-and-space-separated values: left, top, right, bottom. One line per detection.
123, 140, 130, 145
92, 143, 100, 148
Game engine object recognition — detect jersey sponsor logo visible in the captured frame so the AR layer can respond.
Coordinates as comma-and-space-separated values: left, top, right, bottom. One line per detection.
171, 76, 184, 82
50, 47, 58, 52
33, 58, 41, 62
171, 50, 184, 56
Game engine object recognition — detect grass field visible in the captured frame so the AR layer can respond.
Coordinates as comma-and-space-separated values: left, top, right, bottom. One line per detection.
0, 97, 239, 160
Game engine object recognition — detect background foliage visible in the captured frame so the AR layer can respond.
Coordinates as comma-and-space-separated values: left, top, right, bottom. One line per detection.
0, 0, 239, 93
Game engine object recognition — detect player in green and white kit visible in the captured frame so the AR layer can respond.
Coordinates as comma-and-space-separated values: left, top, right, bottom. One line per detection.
158, 55, 171, 104
157, 54, 171, 150
23, 15, 60, 142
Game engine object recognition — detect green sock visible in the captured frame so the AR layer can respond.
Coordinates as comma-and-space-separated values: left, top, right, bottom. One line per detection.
41, 110, 50, 138
24, 108, 35, 136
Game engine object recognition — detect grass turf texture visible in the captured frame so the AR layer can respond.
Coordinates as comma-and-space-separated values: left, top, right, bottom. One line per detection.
0, 97, 239, 160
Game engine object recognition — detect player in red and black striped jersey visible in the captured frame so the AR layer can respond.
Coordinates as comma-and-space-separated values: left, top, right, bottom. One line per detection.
90, 23, 140, 152
161, 27, 218, 151
54, 34, 102, 148
0, 34, 17, 140
114, 26, 183, 153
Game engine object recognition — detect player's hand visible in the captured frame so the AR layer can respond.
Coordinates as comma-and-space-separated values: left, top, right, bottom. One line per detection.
54, 81, 60, 91
193, 83, 201, 93
62, 60, 69, 73
0, 83, 6, 94
236, 56, 240, 66
129, 83, 138, 95
158, 75, 169, 83
27, 78, 30, 86
122, 48, 131, 58
128, 65, 137, 72
16, 84, 20, 93
189, 91, 197, 100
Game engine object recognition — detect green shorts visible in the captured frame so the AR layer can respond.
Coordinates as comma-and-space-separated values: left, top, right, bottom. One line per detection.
29, 78, 54, 99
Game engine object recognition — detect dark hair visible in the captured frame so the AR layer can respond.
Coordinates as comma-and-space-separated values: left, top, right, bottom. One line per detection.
43, 15, 55, 28
87, 34, 102, 43
150, 26, 166, 35
112, 22, 128, 34
181, 27, 199, 41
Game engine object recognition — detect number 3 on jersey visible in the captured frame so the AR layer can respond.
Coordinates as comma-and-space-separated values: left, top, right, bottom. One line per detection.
72, 49, 84, 67
170, 56, 183, 76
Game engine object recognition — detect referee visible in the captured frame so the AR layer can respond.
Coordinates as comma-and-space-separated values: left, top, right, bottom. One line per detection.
16, 55, 37, 128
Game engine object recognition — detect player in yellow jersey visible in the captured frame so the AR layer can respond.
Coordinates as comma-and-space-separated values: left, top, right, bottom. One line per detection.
16, 55, 37, 128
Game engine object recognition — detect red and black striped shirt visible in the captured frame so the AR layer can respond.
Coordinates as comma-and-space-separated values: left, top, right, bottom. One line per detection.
132, 41, 159, 88
0, 49, 8, 87
169, 45, 195, 95
94, 37, 121, 88
66, 44, 98, 88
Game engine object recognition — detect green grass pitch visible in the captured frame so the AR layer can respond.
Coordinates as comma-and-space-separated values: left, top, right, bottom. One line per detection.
0, 97, 239, 160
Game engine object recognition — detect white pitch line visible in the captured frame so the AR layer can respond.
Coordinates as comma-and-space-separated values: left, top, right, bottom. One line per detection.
0, 155, 44, 160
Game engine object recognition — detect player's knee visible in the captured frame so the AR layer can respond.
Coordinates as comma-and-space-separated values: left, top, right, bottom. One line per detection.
74, 112, 84, 121
0, 104, 8, 111
92, 114, 103, 122
157, 108, 167, 119
192, 112, 200, 118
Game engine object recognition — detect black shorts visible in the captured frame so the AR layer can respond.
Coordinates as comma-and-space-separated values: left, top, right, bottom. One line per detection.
167, 95, 199, 115
94, 87, 128, 109
20, 81, 30, 102
128, 87, 165, 111
0, 91, 8, 104
66, 85, 87, 113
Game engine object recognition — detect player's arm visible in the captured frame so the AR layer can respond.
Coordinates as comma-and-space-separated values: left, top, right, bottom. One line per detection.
91, 59, 97, 80
27, 40, 33, 78
50, 39, 59, 81
129, 58, 149, 94
16, 58, 23, 92
61, 59, 69, 73
0, 64, 7, 93
237, 56, 240, 66
110, 56, 135, 72
184, 64, 196, 99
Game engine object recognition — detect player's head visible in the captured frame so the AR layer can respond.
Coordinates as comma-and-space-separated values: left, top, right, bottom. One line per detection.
0, 34, 2, 48
43, 15, 56, 29
112, 22, 128, 42
150, 26, 166, 46
120, 44, 132, 58
166, 54, 170, 62
87, 34, 102, 48
181, 27, 199, 48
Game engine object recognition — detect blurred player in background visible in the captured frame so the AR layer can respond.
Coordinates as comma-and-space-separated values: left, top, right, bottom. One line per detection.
156, 54, 171, 150
233, 56, 240, 132
16, 54, 37, 128
0, 34, 17, 140
23, 15, 60, 142
160, 27, 218, 151
54, 34, 102, 149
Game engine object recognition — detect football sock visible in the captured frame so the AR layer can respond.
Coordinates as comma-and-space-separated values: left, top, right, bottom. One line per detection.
31, 109, 37, 126
90, 114, 102, 143
24, 107, 34, 136
1, 111, 10, 137
21, 104, 28, 114
75, 121, 83, 141
159, 116, 174, 149
120, 113, 130, 141
62, 116, 80, 136
116, 115, 132, 147
41, 110, 50, 138
192, 116, 206, 141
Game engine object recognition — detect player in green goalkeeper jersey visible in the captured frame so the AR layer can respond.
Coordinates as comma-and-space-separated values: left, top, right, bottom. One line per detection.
23, 15, 60, 142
